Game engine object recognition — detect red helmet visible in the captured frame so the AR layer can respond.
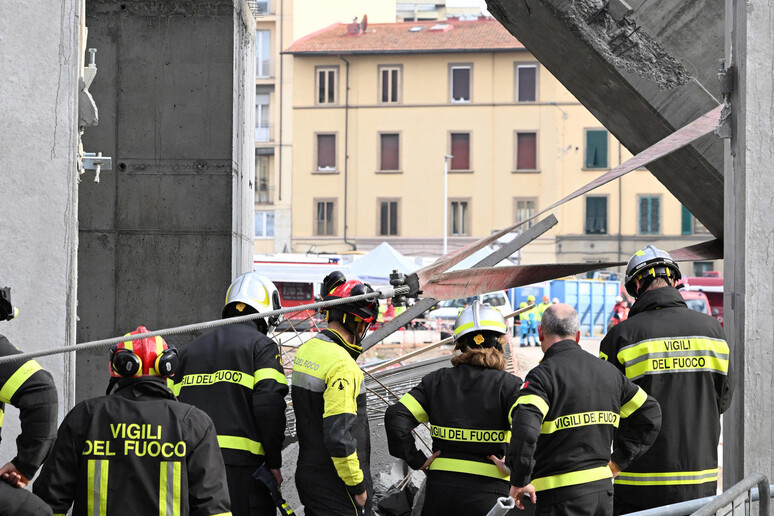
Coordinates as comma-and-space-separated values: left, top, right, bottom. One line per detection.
323, 279, 379, 323
109, 326, 178, 378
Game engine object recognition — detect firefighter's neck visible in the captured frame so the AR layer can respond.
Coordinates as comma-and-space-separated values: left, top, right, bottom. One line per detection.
327, 320, 355, 346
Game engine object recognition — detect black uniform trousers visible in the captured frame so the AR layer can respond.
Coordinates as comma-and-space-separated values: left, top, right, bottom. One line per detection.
422, 482, 535, 516
226, 464, 277, 516
536, 487, 613, 516
0, 482, 53, 516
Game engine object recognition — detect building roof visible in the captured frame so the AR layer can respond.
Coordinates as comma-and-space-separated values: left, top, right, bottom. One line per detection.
285, 18, 525, 55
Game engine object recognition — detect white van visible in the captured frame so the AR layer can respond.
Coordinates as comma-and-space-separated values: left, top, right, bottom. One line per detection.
424, 292, 513, 328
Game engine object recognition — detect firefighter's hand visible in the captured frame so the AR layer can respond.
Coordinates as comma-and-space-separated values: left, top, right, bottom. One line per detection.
488, 455, 511, 475
0, 462, 29, 488
354, 490, 367, 508
509, 484, 536, 510
608, 460, 621, 478
270, 468, 283, 486
420, 451, 441, 474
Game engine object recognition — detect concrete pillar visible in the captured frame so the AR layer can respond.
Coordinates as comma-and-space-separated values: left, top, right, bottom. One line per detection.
723, 0, 774, 492
77, 0, 255, 401
0, 0, 81, 455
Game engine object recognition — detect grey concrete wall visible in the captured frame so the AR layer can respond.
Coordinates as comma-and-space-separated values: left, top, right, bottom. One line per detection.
723, 0, 774, 493
77, 0, 255, 401
0, 0, 80, 465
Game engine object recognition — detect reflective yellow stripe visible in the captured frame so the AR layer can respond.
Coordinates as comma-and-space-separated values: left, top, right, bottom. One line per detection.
532, 466, 612, 491
453, 319, 507, 336
171, 369, 253, 395
620, 387, 647, 418
172, 461, 181, 516
0, 407, 4, 427
615, 468, 718, 486
87, 459, 109, 516
217, 435, 264, 456
625, 355, 728, 380
508, 401, 518, 425
254, 367, 288, 386
617, 337, 729, 367
210, 514, 233, 516
430, 424, 511, 443
159, 461, 181, 516
0, 360, 43, 403
399, 393, 429, 423
540, 411, 619, 434
428, 457, 510, 481
159, 463, 167, 516
331, 451, 364, 486
515, 395, 549, 419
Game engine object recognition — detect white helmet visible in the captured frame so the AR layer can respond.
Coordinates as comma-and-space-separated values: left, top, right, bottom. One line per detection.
223, 272, 282, 333
453, 301, 507, 350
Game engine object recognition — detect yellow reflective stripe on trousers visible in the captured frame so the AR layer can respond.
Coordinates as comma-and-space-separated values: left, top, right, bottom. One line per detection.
515, 395, 550, 419
625, 355, 728, 380
87, 459, 109, 516
540, 411, 619, 434
171, 369, 253, 395
428, 457, 510, 481
217, 435, 264, 456
0, 360, 42, 403
331, 451, 364, 486
254, 367, 288, 386
620, 387, 647, 418
615, 468, 718, 486
159, 461, 181, 516
430, 424, 511, 443
531, 466, 612, 491
399, 393, 429, 423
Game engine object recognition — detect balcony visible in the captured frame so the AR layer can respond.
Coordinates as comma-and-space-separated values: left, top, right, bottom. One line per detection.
255, 124, 275, 143
255, 60, 275, 81
255, 184, 275, 205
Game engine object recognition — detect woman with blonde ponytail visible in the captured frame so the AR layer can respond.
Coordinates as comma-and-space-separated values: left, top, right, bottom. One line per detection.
385, 301, 531, 515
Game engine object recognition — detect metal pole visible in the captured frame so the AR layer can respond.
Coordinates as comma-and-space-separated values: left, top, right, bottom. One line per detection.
443, 155, 453, 255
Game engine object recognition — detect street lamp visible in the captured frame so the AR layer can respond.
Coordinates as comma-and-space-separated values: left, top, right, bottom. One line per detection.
443, 154, 454, 256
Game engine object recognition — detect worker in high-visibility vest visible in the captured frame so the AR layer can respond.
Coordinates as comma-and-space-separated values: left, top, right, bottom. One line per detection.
34, 326, 231, 516
518, 296, 538, 347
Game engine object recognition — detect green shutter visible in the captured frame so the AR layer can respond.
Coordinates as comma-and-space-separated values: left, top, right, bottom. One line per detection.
585, 130, 608, 168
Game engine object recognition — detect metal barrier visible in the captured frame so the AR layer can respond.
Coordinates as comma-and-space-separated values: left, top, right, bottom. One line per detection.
626, 475, 771, 516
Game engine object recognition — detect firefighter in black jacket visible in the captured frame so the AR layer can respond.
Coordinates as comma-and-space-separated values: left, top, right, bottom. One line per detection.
172, 272, 288, 516
599, 246, 733, 514
34, 326, 231, 516
292, 272, 377, 515
385, 301, 525, 516
508, 304, 661, 516
0, 286, 59, 516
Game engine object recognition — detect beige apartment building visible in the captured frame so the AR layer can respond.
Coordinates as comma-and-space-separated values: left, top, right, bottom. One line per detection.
284, 18, 718, 276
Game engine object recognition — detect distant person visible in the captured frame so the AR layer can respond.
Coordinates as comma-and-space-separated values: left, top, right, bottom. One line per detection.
536, 295, 551, 333
551, 298, 560, 305
600, 246, 732, 514
385, 301, 528, 515
508, 304, 661, 515
526, 295, 539, 347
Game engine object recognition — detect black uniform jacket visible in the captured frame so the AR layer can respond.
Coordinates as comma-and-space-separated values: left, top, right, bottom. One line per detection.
385, 363, 522, 491
291, 329, 371, 496
599, 286, 733, 505
171, 322, 288, 468
509, 340, 662, 505
0, 334, 58, 479
34, 378, 231, 516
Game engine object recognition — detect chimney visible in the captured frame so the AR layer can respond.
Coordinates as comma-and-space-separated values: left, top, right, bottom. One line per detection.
347, 17, 363, 36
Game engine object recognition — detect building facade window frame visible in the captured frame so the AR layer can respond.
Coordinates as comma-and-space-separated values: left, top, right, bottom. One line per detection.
377, 198, 401, 236
256, 29, 271, 78
513, 197, 537, 230
449, 198, 471, 236
254, 210, 275, 238
448, 131, 472, 172
515, 63, 538, 103
378, 65, 402, 104
314, 132, 338, 173
584, 128, 609, 169
514, 130, 539, 172
377, 132, 401, 173
315, 65, 339, 105
449, 63, 472, 103
255, 92, 271, 142
638, 194, 661, 235
584, 195, 608, 235
255, 154, 272, 204
314, 198, 337, 236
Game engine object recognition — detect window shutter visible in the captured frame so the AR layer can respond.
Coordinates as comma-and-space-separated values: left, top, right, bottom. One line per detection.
389, 201, 398, 235
380, 134, 400, 170
585, 130, 608, 168
317, 135, 335, 169
681, 205, 693, 235
517, 133, 537, 169
517, 66, 536, 102
451, 134, 470, 170
452, 68, 470, 101
380, 202, 389, 235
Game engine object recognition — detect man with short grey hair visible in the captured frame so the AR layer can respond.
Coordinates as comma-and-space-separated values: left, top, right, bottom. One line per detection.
507, 304, 662, 515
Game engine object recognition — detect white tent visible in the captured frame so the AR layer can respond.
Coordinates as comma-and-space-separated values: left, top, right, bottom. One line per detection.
348, 242, 419, 285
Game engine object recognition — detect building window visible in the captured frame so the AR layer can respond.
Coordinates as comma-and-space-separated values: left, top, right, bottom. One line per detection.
682, 205, 709, 234
316, 66, 338, 104
694, 261, 714, 277
315, 199, 336, 236
379, 66, 401, 103
254, 211, 275, 238
515, 132, 537, 170
255, 0, 271, 15
256, 30, 271, 78
638, 195, 661, 234
516, 64, 537, 102
316, 134, 336, 171
450, 133, 470, 170
255, 93, 270, 142
450, 199, 470, 236
585, 196, 607, 234
255, 155, 271, 204
514, 198, 536, 229
379, 199, 399, 236
380, 133, 400, 171
450, 65, 471, 103
585, 129, 608, 169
